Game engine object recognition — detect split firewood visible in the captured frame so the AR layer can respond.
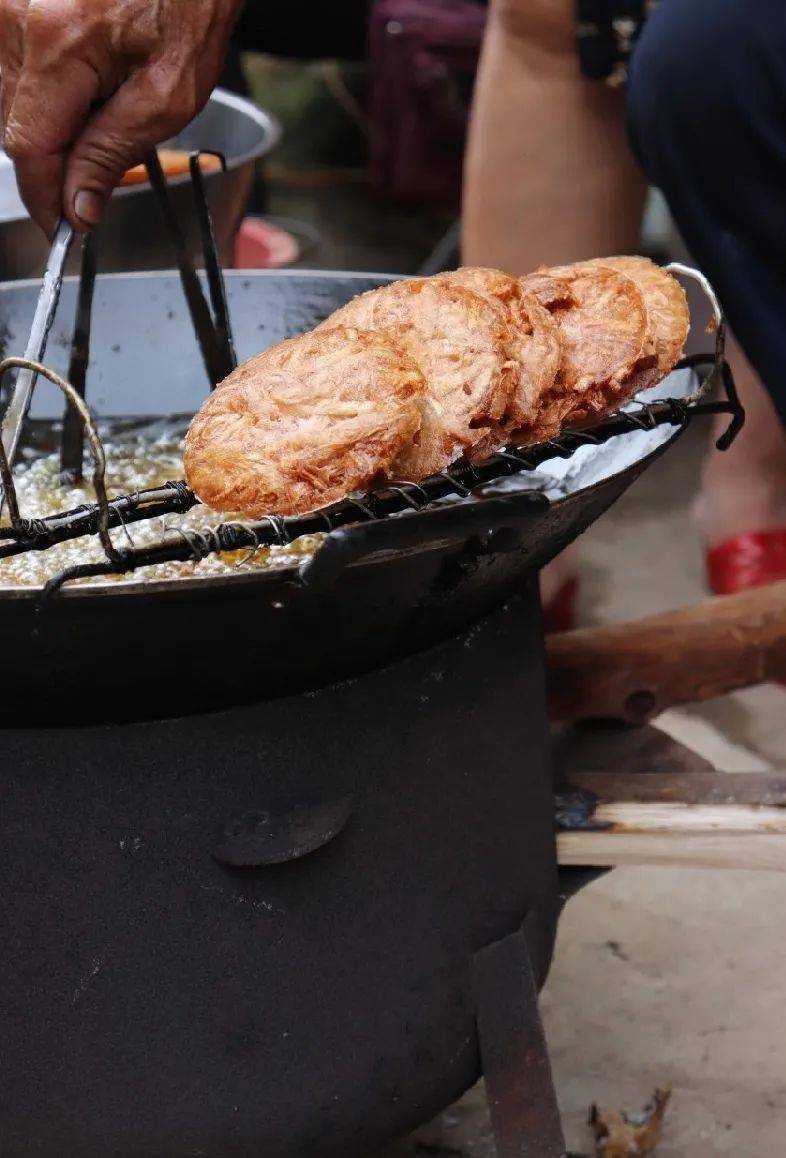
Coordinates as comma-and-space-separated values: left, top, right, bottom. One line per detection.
588, 1088, 671, 1156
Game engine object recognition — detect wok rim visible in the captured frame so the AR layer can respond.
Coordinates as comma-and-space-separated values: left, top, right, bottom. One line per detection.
0, 268, 393, 295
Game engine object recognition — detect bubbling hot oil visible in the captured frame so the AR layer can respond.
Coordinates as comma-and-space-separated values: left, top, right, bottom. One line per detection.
0, 430, 322, 588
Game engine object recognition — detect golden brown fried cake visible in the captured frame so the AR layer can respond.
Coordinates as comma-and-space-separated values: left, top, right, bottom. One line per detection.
520, 263, 651, 430
184, 327, 425, 517
518, 273, 576, 311
437, 267, 562, 433
321, 278, 515, 476
589, 255, 689, 390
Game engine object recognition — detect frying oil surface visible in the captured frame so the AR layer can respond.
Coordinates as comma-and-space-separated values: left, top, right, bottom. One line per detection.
0, 431, 321, 588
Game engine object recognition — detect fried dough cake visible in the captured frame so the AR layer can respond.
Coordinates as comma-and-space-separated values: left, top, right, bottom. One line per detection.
321, 277, 516, 476
184, 326, 425, 517
437, 267, 562, 435
589, 255, 689, 391
520, 263, 652, 431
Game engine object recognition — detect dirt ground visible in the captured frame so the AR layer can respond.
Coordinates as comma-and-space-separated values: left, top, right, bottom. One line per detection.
380, 422, 786, 1157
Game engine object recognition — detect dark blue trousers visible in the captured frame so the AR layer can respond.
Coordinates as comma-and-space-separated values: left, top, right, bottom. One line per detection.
627, 0, 786, 423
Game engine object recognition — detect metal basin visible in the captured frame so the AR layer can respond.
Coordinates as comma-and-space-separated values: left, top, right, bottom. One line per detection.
0, 90, 280, 280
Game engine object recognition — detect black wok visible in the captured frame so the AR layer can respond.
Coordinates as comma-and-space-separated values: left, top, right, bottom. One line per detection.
0, 270, 687, 725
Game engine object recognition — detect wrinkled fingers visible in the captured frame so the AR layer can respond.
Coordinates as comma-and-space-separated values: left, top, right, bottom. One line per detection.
0, 0, 29, 131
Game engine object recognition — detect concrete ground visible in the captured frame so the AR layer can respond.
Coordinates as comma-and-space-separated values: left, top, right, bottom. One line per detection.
380, 423, 786, 1157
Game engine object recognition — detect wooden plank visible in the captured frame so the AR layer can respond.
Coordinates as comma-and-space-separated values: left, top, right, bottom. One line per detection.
558, 831, 786, 872
552, 722, 786, 871
547, 580, 786, 723
565, 771, 786, 807
588, 801, 786, 833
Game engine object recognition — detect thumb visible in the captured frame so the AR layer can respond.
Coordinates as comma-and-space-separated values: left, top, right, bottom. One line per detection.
63, 70, 198, 231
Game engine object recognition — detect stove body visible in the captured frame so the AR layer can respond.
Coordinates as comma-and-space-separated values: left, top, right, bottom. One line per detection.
0, 585, 558, 1158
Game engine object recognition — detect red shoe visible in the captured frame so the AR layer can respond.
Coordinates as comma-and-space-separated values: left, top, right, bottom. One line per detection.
707, 530, 786, 596
542, 576, 579, 634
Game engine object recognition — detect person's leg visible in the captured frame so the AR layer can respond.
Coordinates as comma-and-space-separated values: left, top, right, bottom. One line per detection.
463, 0, 647, 272
628, 0, 786, 427
695, 337, 786, 550
629, 0, 786, 562
463, 0, 647, 612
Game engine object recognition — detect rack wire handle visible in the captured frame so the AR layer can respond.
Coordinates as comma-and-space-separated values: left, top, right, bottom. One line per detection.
666, 261, 743, 448
0, 357, 121, 566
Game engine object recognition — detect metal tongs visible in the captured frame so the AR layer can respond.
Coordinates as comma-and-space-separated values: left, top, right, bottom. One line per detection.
0, 151, 237, 512
0, 218, 74, 508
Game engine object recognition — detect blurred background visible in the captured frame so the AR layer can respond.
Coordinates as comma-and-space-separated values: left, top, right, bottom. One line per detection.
229, 30, 673, 274
2, 4, 786, 1153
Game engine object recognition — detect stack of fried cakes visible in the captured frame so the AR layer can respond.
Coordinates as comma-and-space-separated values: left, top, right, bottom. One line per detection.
184, 258, 689, 518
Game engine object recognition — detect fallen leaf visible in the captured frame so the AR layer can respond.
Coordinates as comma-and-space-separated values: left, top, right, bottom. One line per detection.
589, 1087, 671, 1156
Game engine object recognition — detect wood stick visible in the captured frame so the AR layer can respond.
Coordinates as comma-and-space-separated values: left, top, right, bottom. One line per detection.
547, 581, 786, 723
564, 770, 786, 807
556, 778, 786, 869
583, 800, 786, 833
557, 832, 786, 872
554, 723, 786, 871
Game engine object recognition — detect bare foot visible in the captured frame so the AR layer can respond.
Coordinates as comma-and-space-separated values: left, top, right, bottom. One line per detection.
694, 335, 786, 548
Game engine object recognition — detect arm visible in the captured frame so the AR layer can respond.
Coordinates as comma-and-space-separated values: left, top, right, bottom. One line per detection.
463, 0, 646, 272
0, 0, 243, 237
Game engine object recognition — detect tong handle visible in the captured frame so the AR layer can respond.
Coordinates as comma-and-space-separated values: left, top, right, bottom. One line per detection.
0, 219, 75, 475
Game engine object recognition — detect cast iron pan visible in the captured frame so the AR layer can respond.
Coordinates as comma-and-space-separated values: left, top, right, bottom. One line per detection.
0, 271, 688, 724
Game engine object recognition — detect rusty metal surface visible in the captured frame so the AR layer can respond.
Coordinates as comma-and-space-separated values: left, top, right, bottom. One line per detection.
474, 919, 566, 1158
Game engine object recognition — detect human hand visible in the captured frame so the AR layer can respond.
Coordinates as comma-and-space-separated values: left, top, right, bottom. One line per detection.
0, 0, 243, 237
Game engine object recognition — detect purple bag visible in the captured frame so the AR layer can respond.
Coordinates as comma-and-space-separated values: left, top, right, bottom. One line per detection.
370, 0, 487, 205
